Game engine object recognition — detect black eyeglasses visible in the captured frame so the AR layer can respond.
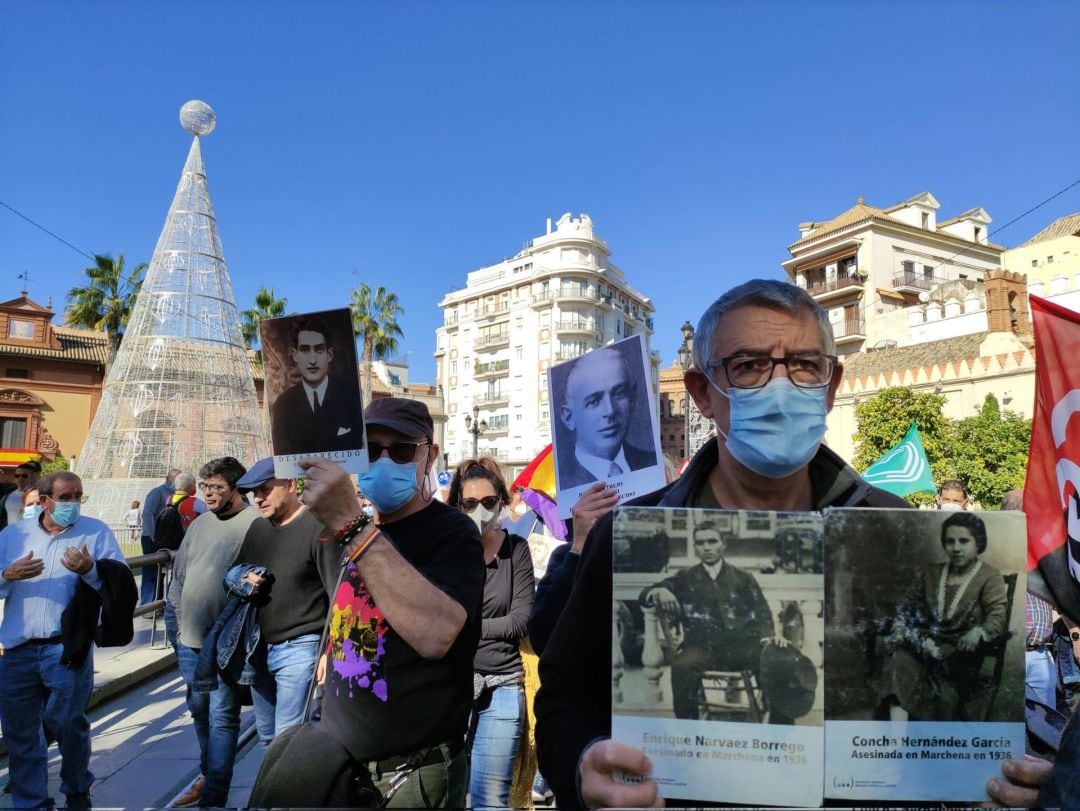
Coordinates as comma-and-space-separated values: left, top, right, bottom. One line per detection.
706, 352, 838, 390
14, 473, 30, 479
460, 496, 500, 512
368, 440, 428, 464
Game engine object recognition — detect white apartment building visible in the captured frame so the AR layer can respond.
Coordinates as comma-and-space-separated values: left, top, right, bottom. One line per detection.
435, 212, 656, 477
782, 192, 1004, 354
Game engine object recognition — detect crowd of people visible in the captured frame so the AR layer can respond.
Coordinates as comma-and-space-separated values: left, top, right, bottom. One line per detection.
2, 278, 1080, 808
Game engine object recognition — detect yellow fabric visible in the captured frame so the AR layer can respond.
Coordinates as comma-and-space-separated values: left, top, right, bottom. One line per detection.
508, 638, 541, 809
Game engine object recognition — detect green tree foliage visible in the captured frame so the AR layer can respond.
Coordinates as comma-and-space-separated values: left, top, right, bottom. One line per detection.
64, 253, 147, 368
950, 394, 1030, 508
852, 387, 1031, 508
240, 286, 288, 352
349, 283, 404, 405
36, 455, 70, 475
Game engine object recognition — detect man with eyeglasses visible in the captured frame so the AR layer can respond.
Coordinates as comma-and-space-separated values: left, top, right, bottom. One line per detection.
229, 457, 334, 743
249, 397, 484, 809
535, 279, 911, 810
5, 460, 41, 526
167, 457, 258, 808
0, 471, 134, 809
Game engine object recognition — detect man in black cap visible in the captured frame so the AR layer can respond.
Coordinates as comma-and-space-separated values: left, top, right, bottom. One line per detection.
250, 397, 484, 809
232, 458, 336, 744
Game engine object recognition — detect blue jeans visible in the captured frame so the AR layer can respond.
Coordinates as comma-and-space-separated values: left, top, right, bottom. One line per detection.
175, 642, 242, 807
1027, 647, 1058, 706
250, 633, 320, 743
139, 534, 161, 606
469, 683, 525, 809
0, 640, 94, 808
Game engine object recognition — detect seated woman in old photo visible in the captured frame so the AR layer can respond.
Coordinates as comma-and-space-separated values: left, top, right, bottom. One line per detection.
876, 512, 1009, 722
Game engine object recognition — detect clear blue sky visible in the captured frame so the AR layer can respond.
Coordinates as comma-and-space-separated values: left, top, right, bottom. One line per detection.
3, 1, 1078, 383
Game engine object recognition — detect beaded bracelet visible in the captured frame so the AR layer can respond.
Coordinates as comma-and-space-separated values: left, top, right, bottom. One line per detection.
332, 513, 370, 544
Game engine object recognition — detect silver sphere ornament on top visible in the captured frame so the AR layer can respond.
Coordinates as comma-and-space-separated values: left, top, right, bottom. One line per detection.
179, 100, 216, 136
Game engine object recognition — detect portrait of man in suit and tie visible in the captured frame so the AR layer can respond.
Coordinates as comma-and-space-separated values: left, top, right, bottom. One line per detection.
552, 336, 659, 492
264, 310, 364, 460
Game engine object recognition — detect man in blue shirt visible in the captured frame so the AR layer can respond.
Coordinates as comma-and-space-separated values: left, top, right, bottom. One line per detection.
0, 471, 129, 809
140, 468, 180, 604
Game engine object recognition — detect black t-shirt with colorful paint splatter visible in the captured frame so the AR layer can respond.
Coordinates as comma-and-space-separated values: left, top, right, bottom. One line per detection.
320, 499, 484, 762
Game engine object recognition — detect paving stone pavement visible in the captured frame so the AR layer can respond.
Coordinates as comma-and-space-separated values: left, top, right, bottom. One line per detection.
0, 615, 268, 809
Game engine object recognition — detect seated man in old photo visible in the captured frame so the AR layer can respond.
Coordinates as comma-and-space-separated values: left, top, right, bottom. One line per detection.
641, 523, 779, 721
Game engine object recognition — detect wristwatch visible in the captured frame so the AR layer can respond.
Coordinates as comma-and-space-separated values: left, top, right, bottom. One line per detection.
1070, 629, 1080, 641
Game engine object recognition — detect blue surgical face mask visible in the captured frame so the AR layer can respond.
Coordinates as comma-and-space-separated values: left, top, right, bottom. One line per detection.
358, 458, 420, 514
709, 375, 828, 479
23, 504, 40, 521
50, 501, 81, 528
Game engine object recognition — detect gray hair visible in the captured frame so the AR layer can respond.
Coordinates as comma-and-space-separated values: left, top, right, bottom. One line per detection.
175, 472, 196, 492
38, 471, 81, 497
692, 279, 836, 371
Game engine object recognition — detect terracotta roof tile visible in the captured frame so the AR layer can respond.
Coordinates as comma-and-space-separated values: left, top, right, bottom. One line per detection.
840, 333, 987, 380
1019, 213, 1080, 247
0, 327, 109, 364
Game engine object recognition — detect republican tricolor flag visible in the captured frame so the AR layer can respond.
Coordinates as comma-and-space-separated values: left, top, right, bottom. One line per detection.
1025, 296, 1080, 620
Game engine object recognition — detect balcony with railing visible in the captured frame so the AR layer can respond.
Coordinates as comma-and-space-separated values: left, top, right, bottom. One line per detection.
833, 316, 866, 342
557, 285, 597, 303
803, 275, 863, 299
478, 302, 510, 319
531, 291, 555, 307
475, 392, 510, 407
474, 332, 510, 351
892, 269, 937, 292
444, 311, 459, 327
480, 448, 509, 462
555, 350, 587, 362
474, 359, 510, 380
484, 423, 509, 437
555, 319, 600, 337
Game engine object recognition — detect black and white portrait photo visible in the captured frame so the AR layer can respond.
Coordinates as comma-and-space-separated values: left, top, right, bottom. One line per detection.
610, 506, 825, 807
549, 334, 664, 517
260, 308, 366, 477
824, 509, 1025, 725
822, 507, 1026, 802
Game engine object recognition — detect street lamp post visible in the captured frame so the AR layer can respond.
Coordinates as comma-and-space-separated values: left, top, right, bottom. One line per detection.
677, 320, 695, 461
464, 404, 487, 459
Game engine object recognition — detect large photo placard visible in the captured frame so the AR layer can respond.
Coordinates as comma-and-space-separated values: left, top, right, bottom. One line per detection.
549, 334, 665, 518
612, 506, 825, 807
260, 308, 368, 478
823, 508, 1026, 802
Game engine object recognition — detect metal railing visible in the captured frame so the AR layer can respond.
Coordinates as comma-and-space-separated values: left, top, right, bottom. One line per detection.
804, 275, 863, 296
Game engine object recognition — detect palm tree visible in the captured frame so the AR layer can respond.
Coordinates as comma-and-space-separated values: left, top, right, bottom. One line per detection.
241, 286, 288, 353
64, 253, 147, 368
349, 283, 404, 405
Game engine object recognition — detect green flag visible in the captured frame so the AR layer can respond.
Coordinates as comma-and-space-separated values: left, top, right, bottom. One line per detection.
862, 422, 936, 496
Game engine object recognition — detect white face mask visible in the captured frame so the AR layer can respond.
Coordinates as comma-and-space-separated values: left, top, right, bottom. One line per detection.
939, 502, 965, 512
467, 504, 501, 536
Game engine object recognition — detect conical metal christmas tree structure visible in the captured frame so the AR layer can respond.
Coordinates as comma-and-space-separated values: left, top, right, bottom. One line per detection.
80, 101, 268, 522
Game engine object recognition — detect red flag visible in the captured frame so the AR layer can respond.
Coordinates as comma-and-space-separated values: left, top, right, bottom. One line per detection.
1025, 295, 1080, 571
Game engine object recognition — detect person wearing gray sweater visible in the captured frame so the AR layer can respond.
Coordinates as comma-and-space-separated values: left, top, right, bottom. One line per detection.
166, 457, 258, 808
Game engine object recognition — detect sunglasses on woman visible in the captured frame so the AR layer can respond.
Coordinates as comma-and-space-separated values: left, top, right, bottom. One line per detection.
459, 496, 500, 512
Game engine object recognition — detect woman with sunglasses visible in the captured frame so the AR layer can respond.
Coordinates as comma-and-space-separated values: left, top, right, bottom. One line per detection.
448, 457, 534, 810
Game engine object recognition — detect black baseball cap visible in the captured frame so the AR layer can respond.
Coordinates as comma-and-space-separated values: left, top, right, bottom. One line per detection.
364, 397, 433, 442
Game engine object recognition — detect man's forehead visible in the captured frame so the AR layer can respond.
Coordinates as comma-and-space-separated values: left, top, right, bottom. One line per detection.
695, 532, 722, 543
712, 305, 824, 355
52, 478, 81, 494
202, 475, 228, 485
296, 330, 328, 346
568, 352, 630, 395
